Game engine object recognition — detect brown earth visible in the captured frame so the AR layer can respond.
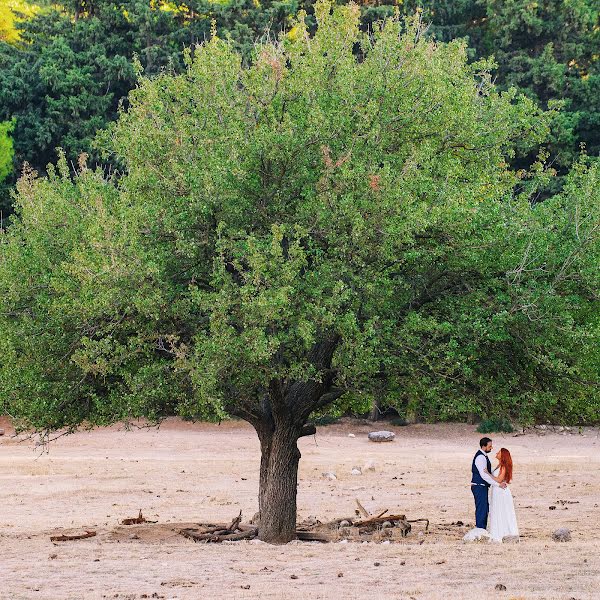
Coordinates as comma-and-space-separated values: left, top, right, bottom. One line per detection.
0, 416, 599, 600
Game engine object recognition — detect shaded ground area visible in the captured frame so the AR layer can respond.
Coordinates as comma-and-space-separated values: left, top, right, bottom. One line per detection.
0, 417, 599, 599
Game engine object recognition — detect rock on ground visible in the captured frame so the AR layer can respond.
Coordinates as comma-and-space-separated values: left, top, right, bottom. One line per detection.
368, 431, 395, 442
552, 528, 572, 542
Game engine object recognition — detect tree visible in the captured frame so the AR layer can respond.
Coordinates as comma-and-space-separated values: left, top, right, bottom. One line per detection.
0, 1, 563, 543
410, 0, 600, 173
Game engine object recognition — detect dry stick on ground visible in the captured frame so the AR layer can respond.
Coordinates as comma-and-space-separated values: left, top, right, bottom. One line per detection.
178, 512, 257, 543
179, 527, 258, 543
356, 514, 406, 527
227, 510, 242, 532
355, 498, 370, 518
121, 510, 157, 525
50, 531, 96, 542
407, 518, 430, 531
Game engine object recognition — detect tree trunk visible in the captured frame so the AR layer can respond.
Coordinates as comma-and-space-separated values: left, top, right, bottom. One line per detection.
369, 397, 381, 421
256, 425, 301, 544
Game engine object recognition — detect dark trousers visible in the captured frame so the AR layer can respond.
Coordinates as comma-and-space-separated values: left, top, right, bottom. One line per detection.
471, 485, 489, 529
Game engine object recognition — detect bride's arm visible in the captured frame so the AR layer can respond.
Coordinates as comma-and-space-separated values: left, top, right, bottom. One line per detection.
488, 466, 505, 483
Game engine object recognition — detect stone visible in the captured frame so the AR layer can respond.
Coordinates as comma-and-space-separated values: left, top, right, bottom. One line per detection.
339, 520, 351, 528
381, 521, 392, 529
552, 528, 572, 542
368, 431, 395, 442
463, 527, 491, 542
0, 428, 4, 436
348, 433, 356, 438
495, 584, 507, 591
351, 467, 362, 476
129, 534, 140, 540
363, 460, 376, 472
322, 472, 337, 481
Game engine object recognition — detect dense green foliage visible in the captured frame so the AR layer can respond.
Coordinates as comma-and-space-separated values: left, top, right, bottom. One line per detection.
0, 0, 302, 208
477, 417, 514, 434
413, 0, 600, 181
0, 0, 598, 211
1, 2, 597, 434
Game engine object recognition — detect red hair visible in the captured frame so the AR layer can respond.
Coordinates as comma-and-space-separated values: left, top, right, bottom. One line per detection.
499, 448, 513, 484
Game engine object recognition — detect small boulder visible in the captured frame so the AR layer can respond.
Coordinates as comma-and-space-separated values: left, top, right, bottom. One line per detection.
495, 584, 507, 591
368, 431, 395, 442
322, 472, 337, 481
351, 467, 362, 476
552, 528, 572, 542
463, 527, 491, 542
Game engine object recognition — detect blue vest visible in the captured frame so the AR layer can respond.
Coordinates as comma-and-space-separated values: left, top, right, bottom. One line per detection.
471, 450, 492, 486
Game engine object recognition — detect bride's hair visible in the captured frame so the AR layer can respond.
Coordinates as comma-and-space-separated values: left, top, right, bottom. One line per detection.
499, 448, 513, 483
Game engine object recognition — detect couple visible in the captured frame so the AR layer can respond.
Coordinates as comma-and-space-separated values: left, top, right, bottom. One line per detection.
468, 436, 519, 542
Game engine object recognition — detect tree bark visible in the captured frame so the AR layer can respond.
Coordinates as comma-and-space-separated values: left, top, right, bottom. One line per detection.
370, 397, 381, 421
248, 337, 342, 544
256, 424, 301, 544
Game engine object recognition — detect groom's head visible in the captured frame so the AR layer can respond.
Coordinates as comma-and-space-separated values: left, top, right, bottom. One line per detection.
480, 437, 493, 453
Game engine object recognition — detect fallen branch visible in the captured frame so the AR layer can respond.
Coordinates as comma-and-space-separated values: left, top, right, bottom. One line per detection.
408, 518, 430, 531
180, 526, 257, 543
50, 530, 96, 542
296, 531, 334, 542
227, 510, 242, 532
121, 510, 157, 525
355, 498, 370, 518
178, 512, 257, 543
356, 514, 406, 527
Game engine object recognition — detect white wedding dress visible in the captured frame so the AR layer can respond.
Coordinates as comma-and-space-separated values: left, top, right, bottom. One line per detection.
488, 467, 519, 542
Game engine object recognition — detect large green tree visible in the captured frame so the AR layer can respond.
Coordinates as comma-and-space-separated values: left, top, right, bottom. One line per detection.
1, 2, 598, 543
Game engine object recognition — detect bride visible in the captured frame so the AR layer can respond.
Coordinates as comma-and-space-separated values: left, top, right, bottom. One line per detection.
488, 447, 519, 542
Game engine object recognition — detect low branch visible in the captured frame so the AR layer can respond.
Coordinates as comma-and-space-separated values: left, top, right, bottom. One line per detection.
299, 424, 316, 438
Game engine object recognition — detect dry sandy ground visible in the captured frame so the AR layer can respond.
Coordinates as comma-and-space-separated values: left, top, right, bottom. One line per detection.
0, 417, 599, 600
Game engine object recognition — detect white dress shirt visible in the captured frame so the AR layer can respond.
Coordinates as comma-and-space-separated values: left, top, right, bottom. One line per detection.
475, 453, 499, 487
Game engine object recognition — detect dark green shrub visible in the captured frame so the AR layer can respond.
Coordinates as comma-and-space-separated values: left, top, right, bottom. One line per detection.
477, 417, 514, 433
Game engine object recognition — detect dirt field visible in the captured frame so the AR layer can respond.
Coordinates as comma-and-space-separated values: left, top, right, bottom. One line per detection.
0, 417, 598, 600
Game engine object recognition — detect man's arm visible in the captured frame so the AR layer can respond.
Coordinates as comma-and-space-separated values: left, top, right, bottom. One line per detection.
474, 455, 499, 487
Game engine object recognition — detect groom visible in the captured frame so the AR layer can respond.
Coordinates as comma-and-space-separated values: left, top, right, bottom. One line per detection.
471, 437, 507, 529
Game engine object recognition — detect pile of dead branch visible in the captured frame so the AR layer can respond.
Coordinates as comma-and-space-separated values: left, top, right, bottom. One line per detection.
179, 511, 258, 543
176, 500, 429, 544
296, 499, 429, 542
